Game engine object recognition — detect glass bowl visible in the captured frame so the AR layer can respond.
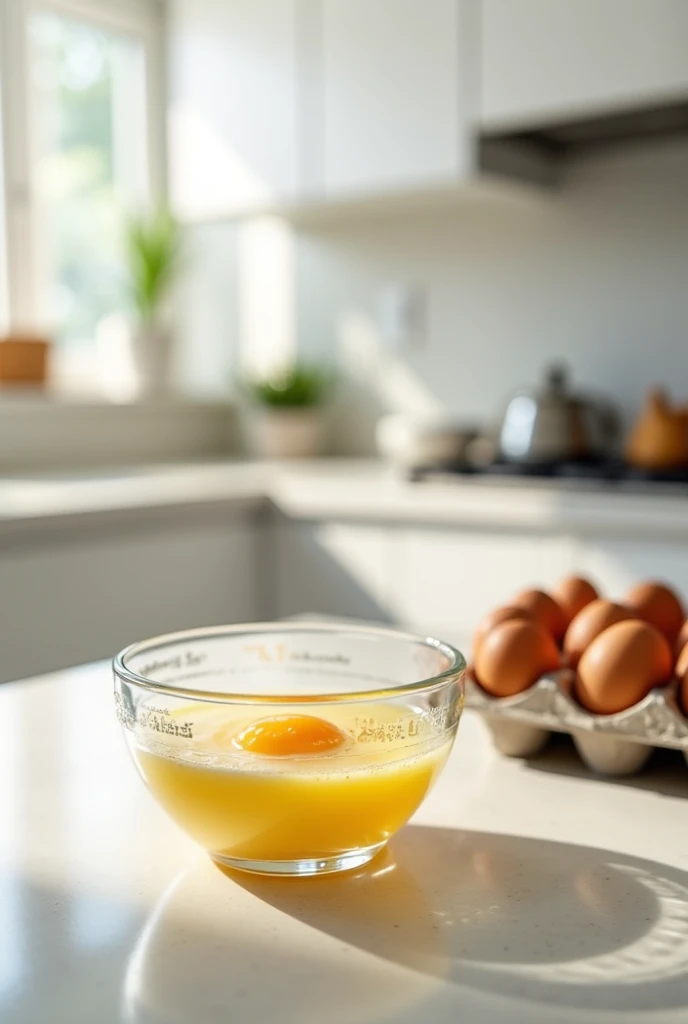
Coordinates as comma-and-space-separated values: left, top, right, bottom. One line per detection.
113, 622, 465, 876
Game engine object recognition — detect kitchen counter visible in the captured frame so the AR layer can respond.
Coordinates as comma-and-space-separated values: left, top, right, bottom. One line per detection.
1, 459, 688, 539
3, 662, 688, 1024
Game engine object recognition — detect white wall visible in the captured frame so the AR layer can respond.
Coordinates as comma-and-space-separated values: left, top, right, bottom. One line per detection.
182, 138, 688, 454
174, 221, 239, 397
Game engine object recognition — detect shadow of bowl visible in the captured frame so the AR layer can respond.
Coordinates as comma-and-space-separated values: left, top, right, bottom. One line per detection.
230, 826, 688, 1012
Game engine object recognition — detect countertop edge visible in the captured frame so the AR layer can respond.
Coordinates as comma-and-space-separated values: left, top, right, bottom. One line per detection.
0, 460, 687, 539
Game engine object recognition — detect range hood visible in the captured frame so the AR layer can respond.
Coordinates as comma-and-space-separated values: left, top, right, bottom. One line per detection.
479, 98, 688, 185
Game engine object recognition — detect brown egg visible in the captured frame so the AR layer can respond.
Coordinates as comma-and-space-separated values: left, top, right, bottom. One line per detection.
511, 588, 567, 643
675, 642, 688, 680
675, 619, 688, 656
563, 599, 635, 668
625, 581, 685, 647
553, 576, 599, 628
472, 605, 535, 660
576, 620, 672, 715
474, 619, 561, 698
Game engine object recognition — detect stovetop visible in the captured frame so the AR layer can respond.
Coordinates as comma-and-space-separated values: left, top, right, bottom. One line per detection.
408, 459, 688, 489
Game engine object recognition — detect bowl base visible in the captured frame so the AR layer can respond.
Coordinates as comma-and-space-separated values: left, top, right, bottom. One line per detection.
212, 840, 387, 877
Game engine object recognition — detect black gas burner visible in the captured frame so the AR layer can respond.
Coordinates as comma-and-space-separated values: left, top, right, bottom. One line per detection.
408, 459, 688, 487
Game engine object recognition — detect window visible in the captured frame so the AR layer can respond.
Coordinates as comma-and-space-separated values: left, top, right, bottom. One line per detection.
0, 0, 164, 388
31, 12, 148, 348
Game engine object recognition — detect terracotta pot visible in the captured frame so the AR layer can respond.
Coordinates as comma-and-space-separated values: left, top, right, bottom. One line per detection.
0, 336, 50, 386
244, 407, 323, 459
626, 389, 688, 470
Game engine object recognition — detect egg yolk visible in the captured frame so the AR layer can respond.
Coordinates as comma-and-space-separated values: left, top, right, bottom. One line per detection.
231, 715, 347, 757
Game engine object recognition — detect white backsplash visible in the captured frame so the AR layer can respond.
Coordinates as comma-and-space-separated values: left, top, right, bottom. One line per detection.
180, 137, 688, 455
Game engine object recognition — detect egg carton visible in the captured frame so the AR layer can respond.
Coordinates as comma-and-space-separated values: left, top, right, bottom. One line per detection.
464, 670, 688, 776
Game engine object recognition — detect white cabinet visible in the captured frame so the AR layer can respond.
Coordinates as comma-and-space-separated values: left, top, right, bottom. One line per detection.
272, 517, 581, 646
272, 519, 392, 623
481, 0, 688, 130
168, 0, 301, 219
389, 527, 572, 643
321, 0, 470, 197
573, 539, 688, 605
0, 509, 260, 683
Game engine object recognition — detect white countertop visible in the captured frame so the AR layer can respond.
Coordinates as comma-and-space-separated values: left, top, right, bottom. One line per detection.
1, 459, 688, 538
3, 663, 688, 1023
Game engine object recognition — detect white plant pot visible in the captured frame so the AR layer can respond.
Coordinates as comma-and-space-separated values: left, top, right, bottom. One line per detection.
245, 407, 323, 459
130, 322, 172, 397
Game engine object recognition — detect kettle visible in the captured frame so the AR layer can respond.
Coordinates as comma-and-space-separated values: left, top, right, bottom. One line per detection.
499, 365, 619, 465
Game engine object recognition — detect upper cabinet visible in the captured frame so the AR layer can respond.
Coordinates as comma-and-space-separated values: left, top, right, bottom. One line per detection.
168, 0, 301, 220
167, 0, 688, 221
320, 0, 471, 199
481, 0, 688, 131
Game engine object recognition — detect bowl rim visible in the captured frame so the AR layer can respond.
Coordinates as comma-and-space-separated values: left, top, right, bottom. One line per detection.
112, 620, 466, 704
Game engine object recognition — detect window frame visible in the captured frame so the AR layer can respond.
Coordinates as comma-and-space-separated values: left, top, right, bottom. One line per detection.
0, 0, 166, 335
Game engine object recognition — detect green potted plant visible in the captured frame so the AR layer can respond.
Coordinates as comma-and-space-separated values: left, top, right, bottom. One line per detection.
125, 208, 180, 395
241, 364, 333, 458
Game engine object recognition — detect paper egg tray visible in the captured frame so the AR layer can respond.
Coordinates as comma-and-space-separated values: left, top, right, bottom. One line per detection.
465, 671, 688, 776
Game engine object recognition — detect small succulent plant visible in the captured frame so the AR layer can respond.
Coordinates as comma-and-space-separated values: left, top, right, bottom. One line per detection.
241, 364, 333, 408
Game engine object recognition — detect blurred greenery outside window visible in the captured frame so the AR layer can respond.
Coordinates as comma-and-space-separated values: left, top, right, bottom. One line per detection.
30, 9, 151, 380
32, 13, 147, 345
